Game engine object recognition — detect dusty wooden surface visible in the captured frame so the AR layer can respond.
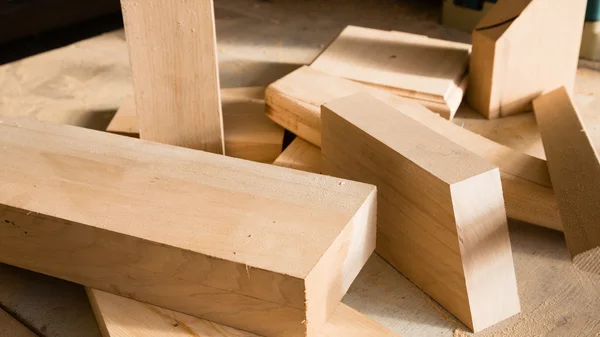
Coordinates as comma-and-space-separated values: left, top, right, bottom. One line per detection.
0, 0, 599, 336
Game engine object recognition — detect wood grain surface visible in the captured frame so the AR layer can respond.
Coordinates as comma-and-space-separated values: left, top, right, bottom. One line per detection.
0, 117, 376, 336
121, 0, 225, 153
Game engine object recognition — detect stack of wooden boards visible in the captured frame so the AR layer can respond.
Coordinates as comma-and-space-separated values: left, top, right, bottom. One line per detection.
0, 0, 598, 336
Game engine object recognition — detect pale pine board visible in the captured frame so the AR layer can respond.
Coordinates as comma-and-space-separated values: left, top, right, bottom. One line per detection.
273, 138, 321, 174
311, 26, 470, 119
0, 117, 376, 337
321, 93, 519, 331
533, 87, 600, 263
468, 0, 587, 118
0, 308, 37, 337
121, 0, 225, 153
107, 88, 284, 163
265, 66, 561, 231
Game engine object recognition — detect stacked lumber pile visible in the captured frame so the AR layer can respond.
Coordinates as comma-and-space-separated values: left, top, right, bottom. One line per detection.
1, 0, 598, 336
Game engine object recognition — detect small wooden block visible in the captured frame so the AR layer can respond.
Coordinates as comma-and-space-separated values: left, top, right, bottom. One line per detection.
468, 0, 587, 118
321, 93, 520, 332
0, 308, 37, 337
0, 118, 376, 337
310, 26, 470, 119
121, 0, 225, 153
273, 138, 321, 174
266, 66, 561, 231
533, 87, 600, 260
107, 88, 285, 163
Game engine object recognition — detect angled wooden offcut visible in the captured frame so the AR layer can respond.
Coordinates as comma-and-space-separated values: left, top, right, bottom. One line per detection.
121, 0, 225, 153
310, 25, 470, 119
321, 93, 520, 332
468, 0, 587, 118
265, 66, 561, 231
273, 138, 321, 174
533, 87, 600, 263
107, 88, 284, 163
0, 118, 376, 337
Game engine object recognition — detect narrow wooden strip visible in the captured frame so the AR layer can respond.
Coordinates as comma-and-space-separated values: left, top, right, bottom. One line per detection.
121, 0, 225, 153
533, 87, 600, 260
321, 93, 520, 331
265, 66, 561, 231
0, 117, 376, 337
107, 88, 284, 163
0, 308, 37, 337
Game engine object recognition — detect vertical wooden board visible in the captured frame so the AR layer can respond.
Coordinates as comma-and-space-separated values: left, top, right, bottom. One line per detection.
310, 26, 470, 119
121, 0, 225, 153
468, 0, 587, 118
533, 87, 600, 262
0, 117, 376, 337
0, 308, 37, 337
106, 88, 284, 163
265, 66, 562, 231
321, 93, 520, 332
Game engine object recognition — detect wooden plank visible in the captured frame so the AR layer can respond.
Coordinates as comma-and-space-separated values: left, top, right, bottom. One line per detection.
533, 87, 600, 264
468, 0, 587, 118
121, 0, 225, 153
106, 88, 284, 163
0, 308, 37, 337
310, 26, 470, 119
0, 117, 376, 337
273, 138, 321, 173
265, 66, 561, 231
321, 93, 520, 332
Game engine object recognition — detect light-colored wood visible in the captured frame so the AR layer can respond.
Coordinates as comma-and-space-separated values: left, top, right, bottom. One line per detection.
107, 88, 284, 163
468, 0, 587, 119
120, 0, 225, 153
441, 0, 495, 33
0, 308, 37, 337
0, 117, 376, 337
265, 66, 561, 231
533, 87, 600, 261
321, 93, 520, 332
310, 26, 470, 119
273, 138, 321, 173
581, 21, 600, 61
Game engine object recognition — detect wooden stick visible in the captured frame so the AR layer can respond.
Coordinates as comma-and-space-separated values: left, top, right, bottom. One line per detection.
0, 308, 36, 337
265, 66, 561, 231
0, 117, 376, 337
533, 87, 600, 261
107, 88, 284, 163
468, 0, 586, 118
321, 93, 520, 332
121, 0, 225, 153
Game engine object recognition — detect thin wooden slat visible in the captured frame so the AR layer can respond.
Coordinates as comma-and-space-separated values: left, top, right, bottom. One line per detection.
0, 117, 376, 337
106, 88, 284, 163
310, 26, 470, 119
533, 87, 600, 265
321, 93, 520, 332
120, 0, 225, 153
265, 66, 561, 231
468, 0, 587, 118
273, 138, 321, 174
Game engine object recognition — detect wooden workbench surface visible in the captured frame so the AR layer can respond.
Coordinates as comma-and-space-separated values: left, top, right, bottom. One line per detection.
1, 1, 599, 336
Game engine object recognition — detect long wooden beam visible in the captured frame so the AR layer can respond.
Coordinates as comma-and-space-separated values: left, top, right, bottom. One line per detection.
265, 66, 561, 231
121, 0, 225, 153
321, 93, 520, 332
107, 88, 284, 163
0, 117, 376, 337
533, 87, 600, 262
